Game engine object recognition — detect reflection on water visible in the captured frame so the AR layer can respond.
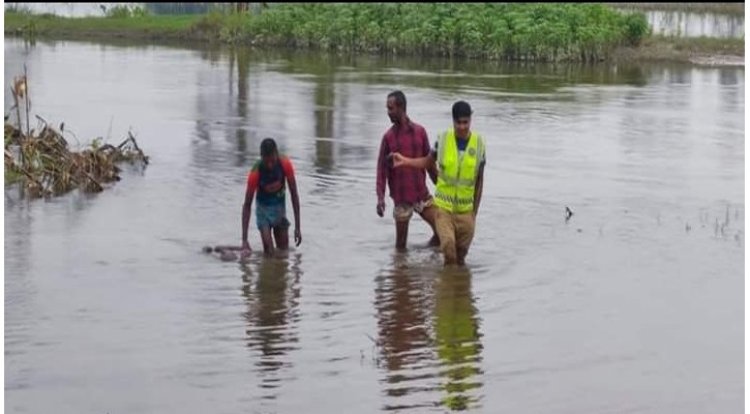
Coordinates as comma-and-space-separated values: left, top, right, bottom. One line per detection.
374, 253, 483, 411
374, 253, 436, 410
434, 267, 483, 411
314, 75, 335, 175
230, 48, 250, 167
241, 254, 302, 400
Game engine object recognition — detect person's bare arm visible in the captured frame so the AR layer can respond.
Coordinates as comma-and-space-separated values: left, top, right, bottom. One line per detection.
473, 163, 485, 217
287, 173, 302, 246
422, 129, 438, 184
391, 152, 435, 170
241, 187, 255, 251
376, 137, 389, 217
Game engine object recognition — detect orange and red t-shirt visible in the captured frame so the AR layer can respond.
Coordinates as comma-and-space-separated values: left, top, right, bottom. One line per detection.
246, 157, 295, 206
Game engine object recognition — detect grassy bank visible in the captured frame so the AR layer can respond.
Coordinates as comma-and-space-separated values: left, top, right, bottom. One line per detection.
5, 11, 202, 40
6, 4, 649, 62
615, 35, 745, 65
6, 4, 743, 64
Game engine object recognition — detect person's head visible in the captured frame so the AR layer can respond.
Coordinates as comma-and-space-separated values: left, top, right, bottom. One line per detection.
260, 138, 279, 169
452, 101, 472, 139
386, 90, 407, 124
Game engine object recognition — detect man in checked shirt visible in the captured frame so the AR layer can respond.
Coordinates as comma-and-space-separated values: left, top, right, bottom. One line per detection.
376, 90, 439, 250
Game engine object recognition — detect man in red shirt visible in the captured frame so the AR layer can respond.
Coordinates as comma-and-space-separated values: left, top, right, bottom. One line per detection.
376, 91, 439, 250
242, 138, 302, 256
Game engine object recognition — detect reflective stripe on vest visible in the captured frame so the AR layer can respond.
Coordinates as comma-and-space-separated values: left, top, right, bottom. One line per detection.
434, 129, 484, 214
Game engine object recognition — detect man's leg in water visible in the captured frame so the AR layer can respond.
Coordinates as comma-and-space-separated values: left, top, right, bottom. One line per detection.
395, 220, 409, 250
435, 208, 457, 265
393, 204, 413, 250
418, 203, 440, 247
455, 212, 476, 266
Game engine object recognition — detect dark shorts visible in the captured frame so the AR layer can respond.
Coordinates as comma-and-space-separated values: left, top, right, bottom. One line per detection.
256, 202, 290, 231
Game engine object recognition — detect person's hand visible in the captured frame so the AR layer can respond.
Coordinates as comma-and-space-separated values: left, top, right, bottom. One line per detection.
377, 199, 385, 217
294, 227, 302, 247
389, 152, 407, 168
241, 240, 252, 257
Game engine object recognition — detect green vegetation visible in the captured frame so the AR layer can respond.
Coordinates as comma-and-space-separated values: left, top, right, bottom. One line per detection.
6, 3, 650, 62
105, 5, 150, 19
5, 10, 201, 41
6, 3, 743, 63
144, 2, 227, 15
197, 3, 650, 61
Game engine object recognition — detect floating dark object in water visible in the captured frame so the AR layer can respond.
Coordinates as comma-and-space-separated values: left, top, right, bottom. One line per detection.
577, 228, 582, 233
685, 222, 691, 232
219, 251, 238, 261
565, 206, 573, 222
204, 245, 246, 262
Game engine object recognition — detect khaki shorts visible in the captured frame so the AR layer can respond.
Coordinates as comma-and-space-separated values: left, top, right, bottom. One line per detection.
435, 208, 475, 264
393, 197, 434, 222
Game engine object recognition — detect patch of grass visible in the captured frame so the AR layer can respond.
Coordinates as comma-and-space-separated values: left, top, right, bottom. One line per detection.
6, 4, 650, 62
8, 5, 742, 64
614, 35, 744, 63
666, 36, 745, 56
203, 3, 650, 62
5, 10, 202, 40
105, 5, 150, 19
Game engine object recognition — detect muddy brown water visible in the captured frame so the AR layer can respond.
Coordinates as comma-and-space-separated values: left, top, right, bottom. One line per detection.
4, 38, 744, 413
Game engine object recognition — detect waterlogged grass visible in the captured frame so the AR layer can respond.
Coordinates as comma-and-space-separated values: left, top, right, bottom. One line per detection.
6, 4, 741, 64
6, 4, 649, 61
614, 35, 745, 64
201, 3, 651, 62
5, 10, 201, 39
666, 36, 745, 56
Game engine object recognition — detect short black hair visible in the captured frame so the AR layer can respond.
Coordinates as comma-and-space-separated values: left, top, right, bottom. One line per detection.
452, 101, 472, 120
387, 90, 407, 110
260, 138, 278, 157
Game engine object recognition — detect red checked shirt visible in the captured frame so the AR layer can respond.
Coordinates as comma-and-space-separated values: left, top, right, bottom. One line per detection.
376, 118, 432, 205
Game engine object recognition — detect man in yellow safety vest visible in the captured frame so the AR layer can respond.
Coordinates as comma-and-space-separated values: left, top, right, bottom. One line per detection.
391, 101, 486, 266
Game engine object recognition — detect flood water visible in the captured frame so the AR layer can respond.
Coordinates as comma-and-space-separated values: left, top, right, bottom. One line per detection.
4, 38, 744, 413
644, 10, 744, 39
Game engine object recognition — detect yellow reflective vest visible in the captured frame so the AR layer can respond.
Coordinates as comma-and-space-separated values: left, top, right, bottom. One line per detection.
434, 129, 485, 214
